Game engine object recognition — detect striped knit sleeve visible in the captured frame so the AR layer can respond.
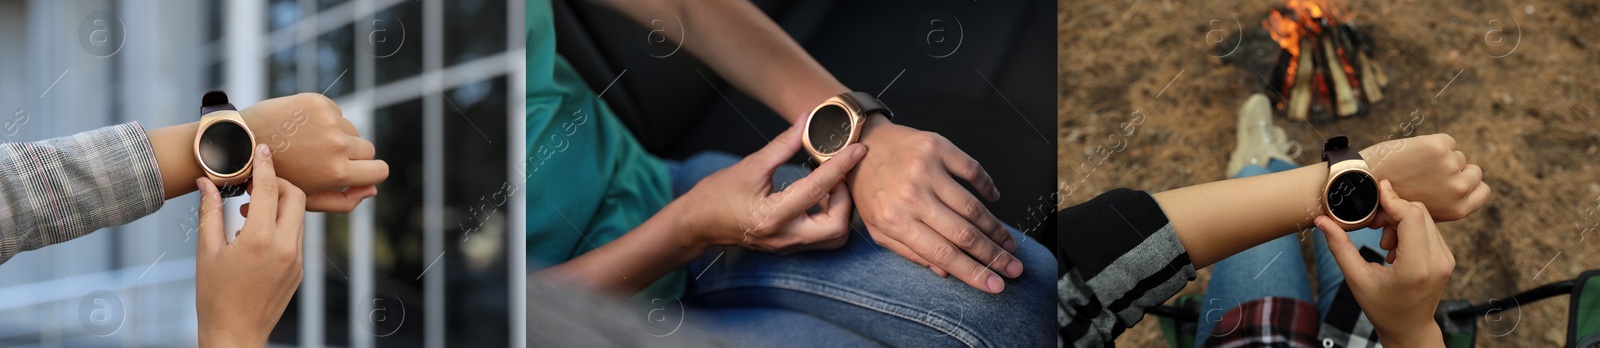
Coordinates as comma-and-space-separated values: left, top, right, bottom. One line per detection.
1057, 188, 1197, 347
0, 122, 166, 264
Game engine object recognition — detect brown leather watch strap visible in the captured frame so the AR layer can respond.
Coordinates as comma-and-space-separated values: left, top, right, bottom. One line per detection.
842, 91, 893, 120
1321, 135, 1363, 163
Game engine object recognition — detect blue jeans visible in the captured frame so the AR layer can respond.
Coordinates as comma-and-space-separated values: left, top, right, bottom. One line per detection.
1194, 160, 1385, 346
666, 152, 1055, 348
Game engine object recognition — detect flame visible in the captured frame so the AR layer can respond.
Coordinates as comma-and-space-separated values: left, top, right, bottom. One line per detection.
1261, 0, 1354, 53
1263, 11, 1300, 56
1261, 0, 1357, 95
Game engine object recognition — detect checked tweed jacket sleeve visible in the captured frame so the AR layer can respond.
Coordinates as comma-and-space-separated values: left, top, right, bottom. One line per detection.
0, 122, 166, 264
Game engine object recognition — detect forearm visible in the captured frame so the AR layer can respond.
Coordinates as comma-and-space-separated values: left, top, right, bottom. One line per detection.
535, 205, 708, 296
147, 122, 204, 200
598, 0, 847, 121
1151, 162, 1329, 268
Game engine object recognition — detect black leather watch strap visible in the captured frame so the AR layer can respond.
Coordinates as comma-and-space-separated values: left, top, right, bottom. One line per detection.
1321, 135, 1363, 163
200, 90, 237, 116
843, 91, 893, 120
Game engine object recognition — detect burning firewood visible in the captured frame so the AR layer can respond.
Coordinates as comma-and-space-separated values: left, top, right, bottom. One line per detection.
1321, 32, 1357, 117
1261, 0, 1386, 122
1288, 38, 1314, 121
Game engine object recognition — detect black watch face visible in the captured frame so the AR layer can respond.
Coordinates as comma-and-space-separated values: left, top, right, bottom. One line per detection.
198, 121, 253, 175
1327, 170, 1379, 222
807, 104, 852, 155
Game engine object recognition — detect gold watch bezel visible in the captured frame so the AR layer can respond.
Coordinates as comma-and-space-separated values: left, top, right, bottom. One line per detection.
801, 94, 867, 164
192, 110, 257, 186
1322, 159, 1378, 231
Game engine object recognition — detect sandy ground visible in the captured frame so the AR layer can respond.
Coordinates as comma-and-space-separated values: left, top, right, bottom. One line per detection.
1060, 0, 1600, 346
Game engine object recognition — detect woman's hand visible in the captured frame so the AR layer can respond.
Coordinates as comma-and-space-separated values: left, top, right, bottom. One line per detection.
1316, 179, 1454, 347
1361, 133, 1490, 222
195, 145, 306, 347
243, 93, 388, 213
671, 121, 866, 254
847, 116, 1020, 294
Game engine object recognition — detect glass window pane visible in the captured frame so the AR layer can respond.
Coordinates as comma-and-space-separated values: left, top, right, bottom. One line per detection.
444, 0, 508, 66
318, 0, 349, 11
317, 24, 355, 97
371, 1, 423, 86
371, 98, 429, 345
268, 0, 300, 31
317, 213, 353, 346
443, 76, 510, 346
205, 1, 223, 42
205, 61, 224, 90
268, 46, 298, 98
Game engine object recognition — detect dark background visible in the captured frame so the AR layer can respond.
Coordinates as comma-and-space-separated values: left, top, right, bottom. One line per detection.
555, 0, 1059, 240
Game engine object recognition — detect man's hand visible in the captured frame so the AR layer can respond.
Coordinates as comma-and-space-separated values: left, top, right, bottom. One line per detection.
1361, 133, 1490, 222
848, 115, 1021, 294
672, 121, 865, 254
195, 145, 306, 347
1316, 179, 1454, 347
243, 93, 388, 213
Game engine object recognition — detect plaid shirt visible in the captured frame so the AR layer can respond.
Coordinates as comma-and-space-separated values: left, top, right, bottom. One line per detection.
0, 123, 165, 264
1058, 189, 1385, 348
1200, 284, 1384, 348
1200, 297, 1320, 348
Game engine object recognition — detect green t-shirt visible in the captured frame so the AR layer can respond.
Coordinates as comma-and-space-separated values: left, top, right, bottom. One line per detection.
526, 0, 684, 300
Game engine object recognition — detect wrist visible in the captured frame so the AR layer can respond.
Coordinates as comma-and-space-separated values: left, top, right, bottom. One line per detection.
658, 202, 712, 254
199, 325, 264, 347
1357, 143, 1396, 181
782, 85, 850, 123
1299, 161, 1332, 227
148, 122, 204, 200
856, 112, 895, 145
1377, 322, 1444, 347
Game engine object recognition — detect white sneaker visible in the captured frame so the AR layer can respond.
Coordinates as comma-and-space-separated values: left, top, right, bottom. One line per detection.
1227, 94, 1301, 177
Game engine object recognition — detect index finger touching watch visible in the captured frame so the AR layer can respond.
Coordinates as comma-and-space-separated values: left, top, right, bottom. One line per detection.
802, 91, 893, 164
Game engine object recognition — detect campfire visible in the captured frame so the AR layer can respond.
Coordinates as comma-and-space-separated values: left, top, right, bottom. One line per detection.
1262, 0, 1388, 122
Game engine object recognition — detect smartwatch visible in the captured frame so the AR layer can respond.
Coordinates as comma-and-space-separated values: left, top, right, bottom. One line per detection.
192, 90, 257, 197
801, 91, 894, 163
1321, 135, 1379, 231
